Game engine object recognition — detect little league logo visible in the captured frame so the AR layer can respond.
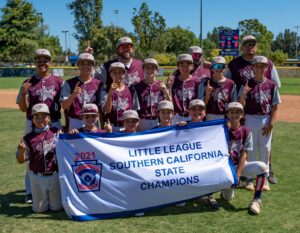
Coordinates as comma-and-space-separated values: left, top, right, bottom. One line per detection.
72, 160, 102, 192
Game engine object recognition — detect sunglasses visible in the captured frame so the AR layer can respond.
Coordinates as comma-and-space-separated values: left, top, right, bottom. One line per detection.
83, 114, 98, 119
118, 44, 133, 50
191, 53, 202, 59
244, 42, 256, 48
212, 64, 226, 70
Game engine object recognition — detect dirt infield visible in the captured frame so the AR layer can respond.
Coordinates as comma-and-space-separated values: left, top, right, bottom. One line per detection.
0, 89, 299, 123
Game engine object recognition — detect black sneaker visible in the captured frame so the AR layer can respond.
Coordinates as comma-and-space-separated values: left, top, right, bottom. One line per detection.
25, 194, 33, 204
268, 170, 278, 184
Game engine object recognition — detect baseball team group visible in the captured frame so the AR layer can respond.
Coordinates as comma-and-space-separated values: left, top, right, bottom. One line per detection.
15, 34, 281, 216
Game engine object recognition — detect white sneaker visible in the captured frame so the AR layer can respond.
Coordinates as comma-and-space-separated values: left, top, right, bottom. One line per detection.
176, 202, 186, 207
134, 212, 144, 217
245, 181, 255, 191
263, 180, 271, 191
249, 199, 263, 215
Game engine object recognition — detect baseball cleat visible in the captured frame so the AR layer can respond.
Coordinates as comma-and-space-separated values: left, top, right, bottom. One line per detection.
249, 198, 263, 215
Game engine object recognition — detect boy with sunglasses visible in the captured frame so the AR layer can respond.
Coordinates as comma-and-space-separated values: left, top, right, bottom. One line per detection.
188, 46, 211, 81
198, 56, 237, 121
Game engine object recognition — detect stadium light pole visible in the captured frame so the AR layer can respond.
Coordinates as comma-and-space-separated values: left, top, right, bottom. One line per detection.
114, 9, 119, 26
62, 30, 69, 54
200, 0, 203, 49
295, 26, 300, 59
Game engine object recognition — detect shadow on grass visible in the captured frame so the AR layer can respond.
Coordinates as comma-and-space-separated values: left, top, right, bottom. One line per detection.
0, 190, 68, 220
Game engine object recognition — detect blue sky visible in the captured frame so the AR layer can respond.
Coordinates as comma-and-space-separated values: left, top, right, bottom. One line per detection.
1, 0, 300, 53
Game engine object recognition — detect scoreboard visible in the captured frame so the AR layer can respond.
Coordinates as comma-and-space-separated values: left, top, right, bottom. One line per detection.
218, 29, 239, 56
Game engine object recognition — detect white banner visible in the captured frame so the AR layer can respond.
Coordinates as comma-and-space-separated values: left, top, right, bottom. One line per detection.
57, 119, 237, 221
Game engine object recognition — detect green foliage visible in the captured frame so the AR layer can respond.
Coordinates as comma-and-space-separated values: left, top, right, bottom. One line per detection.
0, 0, 40, 63
154, 53, 177, 66
269, 50, 288, 66
272, 29, 297, 58
238, 19, 274, 56
165, 26, 198, 56
67, 0, 103, 46
0, 109, 300, 232
132, 2, 168, 58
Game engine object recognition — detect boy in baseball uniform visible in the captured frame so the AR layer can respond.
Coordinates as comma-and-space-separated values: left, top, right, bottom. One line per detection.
101, 62, 138, 132
16, 48, 63, 204
60, 53, 103, 131
238, 56, 280, 191
16, 103, 62, 213
133, 58, 171, 131
222, 102, 268, 215
198, 56, 237, 121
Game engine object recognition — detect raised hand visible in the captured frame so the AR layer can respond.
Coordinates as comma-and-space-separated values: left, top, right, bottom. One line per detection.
166, 74, 175, 89
205, 80, 213, 95
104, 119, 112, 133
159, 81, 168, 92
18, 137, 27, 151
243, 80, 252, 96
84, 40, 94, 54
72, 82, 82, 96
21, 78, 32, 95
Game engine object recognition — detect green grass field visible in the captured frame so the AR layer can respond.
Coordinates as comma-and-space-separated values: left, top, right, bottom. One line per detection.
0, 77, 299, 95
0, 109, 300, 232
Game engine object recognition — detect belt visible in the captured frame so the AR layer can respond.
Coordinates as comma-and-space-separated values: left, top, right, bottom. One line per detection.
33, 171, 57, 176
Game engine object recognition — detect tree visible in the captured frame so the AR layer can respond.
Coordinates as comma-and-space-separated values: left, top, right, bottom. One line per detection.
67, 0, 103, 46
165, 26, 198, 56
0, 0, 40, 64
132, 2, 167, 58
272, 29, 297, 58
269, 50, 288, 65
238, 19, 273, 56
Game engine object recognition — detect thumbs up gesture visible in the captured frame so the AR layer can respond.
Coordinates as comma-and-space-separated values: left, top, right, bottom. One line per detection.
104, 119, 112, 133
166, 74, 175, 89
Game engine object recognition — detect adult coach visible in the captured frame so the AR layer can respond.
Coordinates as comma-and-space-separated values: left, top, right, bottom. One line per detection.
226, 35, 281, 92
227, 35, 281, 184
86, 36, 143, 88
16, 48, 63, 204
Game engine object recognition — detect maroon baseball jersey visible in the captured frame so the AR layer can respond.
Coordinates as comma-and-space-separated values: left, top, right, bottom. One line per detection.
228, 125, 253, 165
99, 58, 144, 89
171, 75, 200, 116
17, 75, 63, 121
133, 80, 165, 119
62, 76, 102, 120
228, 56, 273, 91
192, 64, 211, 80
242, 78, 279, 115
201, 78, 237, 115
23, 127, 59, 173
102, 86, 135, 126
